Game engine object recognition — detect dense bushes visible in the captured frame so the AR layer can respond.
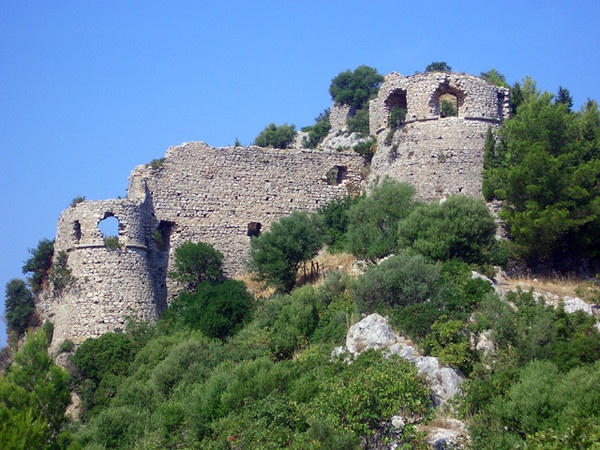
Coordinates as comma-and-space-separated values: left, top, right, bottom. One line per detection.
169, 240, 224, 291
163, 280, 253, 340
328, 65, 383, 111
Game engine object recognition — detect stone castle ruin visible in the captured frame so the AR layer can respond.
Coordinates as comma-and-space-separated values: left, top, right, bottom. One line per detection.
41, 71, 510, 348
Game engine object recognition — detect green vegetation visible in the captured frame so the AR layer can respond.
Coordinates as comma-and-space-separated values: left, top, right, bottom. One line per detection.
4, 278, 35, 338
483, 82, 600, 263
169, 241, 224, 291
301, 109, 331, 148
70, 196, 86, 208
103, 236, 120, 250
254, 123, 297, 148
440, 98, 457, 117
328, 65, 383, 110
425, 61, 452, 72
388, 105, 407, 127
0, 328, 70, 448
22, 238, 54, 294
249, 211, 323, 292
480, 68, 508, 87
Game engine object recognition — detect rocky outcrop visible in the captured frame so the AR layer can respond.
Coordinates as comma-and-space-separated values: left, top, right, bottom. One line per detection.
335, 313, 463, 406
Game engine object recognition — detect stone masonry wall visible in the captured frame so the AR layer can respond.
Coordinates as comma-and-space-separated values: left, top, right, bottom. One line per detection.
369, 72, 509, 200
129, 142, 365, 303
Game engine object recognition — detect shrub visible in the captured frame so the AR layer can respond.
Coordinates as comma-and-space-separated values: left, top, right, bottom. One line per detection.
70, 196, 86, 207
352, 137, 376, 162
103, 236, 121, 250
301, 110, 331, 148
49, 250, 74, 295
163, 280, 253, 340
397, 195, 498, 264
351, 250, 442, 312
346, 108, 370, 135
169, 241, 224, 292
388, 106, 407, 127
425, 61, 452, 72
440, 99, 457, 117
254, 123, 296, 148
309, 350, 432, 446
345, 179, 418, 261
317, 195, 359, 252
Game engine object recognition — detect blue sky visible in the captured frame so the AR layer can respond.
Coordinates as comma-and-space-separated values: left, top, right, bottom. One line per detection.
1, 1, 599, 347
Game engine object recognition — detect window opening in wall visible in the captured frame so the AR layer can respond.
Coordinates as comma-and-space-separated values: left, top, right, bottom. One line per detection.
385, 89, 408, 127
99, 215, 119, 237
326, 166, 348, 186
440, 93, 458, 117
153, 221, 173, 252
497, 92, 505, 119
99, 214, 120, 249
248, 222, 262, 238
73, 220, 82, 244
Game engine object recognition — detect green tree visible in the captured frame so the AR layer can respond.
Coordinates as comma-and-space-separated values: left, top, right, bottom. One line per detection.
328, 65, 383, 110
22, 239, 54, 294
249, 211, 323, 292
4, 278, 35, 338
254, 123, 297, 148
485, 89, 600, 261
345, 179, 418, 261
480, 68, 508, 87
555, 85, 573, 110
0, 328, 70, 449
346, 107, 370, 135
425, 61, 452, 72
169, 241, 224, 292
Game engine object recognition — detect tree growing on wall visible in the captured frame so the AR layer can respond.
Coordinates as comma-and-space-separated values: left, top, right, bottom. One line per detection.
328, 65, 384, 111
254, 123, 297, 149
425, 61, 452, 72
22, 239, 54, 294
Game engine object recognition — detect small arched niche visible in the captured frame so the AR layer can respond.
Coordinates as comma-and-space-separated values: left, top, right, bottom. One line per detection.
385, 89, 408, 127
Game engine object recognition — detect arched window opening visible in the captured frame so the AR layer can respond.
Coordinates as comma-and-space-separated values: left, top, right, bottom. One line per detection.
385, 89, 408, 127
248, 222, 262, 238
73, 220, 82, 244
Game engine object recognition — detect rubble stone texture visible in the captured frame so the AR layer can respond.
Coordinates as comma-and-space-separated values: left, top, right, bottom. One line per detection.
43, 71, 510, 347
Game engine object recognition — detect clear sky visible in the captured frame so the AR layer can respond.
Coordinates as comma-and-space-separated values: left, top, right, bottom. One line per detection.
1, 0, 599, 347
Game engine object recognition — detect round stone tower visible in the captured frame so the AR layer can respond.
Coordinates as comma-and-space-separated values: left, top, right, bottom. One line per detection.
368, 71, 510, 200
46, 197, 160, 348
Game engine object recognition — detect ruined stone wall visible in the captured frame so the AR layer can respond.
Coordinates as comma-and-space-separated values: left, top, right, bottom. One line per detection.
129, 143, 365, 303
368, 72, 509, 200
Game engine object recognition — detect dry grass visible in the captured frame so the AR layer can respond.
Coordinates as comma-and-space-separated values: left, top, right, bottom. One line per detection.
500, 273, 597, 299
234, 273, 275, 299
